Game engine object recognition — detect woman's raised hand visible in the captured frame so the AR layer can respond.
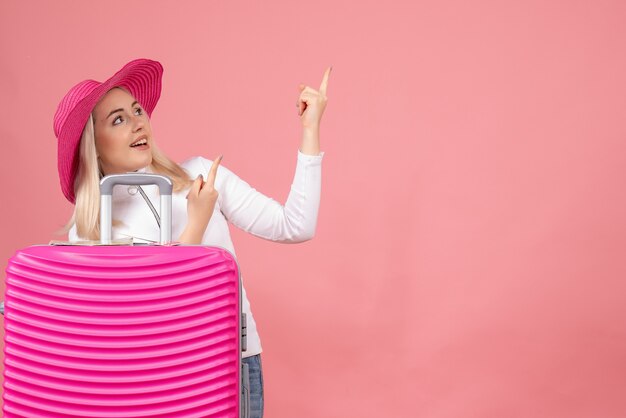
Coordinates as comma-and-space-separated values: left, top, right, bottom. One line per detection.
297, 66, 332, 130
185, 155, 223, 230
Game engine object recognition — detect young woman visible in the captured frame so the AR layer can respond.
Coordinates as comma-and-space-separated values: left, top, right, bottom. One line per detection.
53, 58, 330, 417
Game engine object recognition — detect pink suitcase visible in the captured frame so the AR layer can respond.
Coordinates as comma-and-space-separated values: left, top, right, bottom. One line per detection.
2, 174, 249, 418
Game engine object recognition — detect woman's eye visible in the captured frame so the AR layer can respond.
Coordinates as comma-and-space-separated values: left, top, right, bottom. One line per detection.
112, 108, 142, 125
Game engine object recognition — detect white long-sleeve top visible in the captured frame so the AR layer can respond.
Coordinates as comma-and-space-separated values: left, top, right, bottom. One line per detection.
69, 149, 325, 357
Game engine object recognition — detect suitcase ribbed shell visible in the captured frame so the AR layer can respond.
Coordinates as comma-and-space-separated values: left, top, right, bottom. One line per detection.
3, 245, 241, 418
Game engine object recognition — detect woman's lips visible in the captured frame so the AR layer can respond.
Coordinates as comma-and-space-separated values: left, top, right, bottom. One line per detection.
131, 143, 150, 151
130, 135, 148, 147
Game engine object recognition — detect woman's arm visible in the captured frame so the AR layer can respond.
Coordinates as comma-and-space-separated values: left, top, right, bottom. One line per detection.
300, 126, 321, 156
214, 67, 331, 242
199, 150, 323, 243
184, 67, 331, 243
178, 220, 207, 245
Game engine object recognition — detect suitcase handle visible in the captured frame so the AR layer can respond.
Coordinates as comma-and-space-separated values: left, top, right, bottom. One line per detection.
100, 173, 173, 245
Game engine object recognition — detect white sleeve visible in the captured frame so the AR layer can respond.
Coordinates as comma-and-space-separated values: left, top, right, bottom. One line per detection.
199, 149, 324, 243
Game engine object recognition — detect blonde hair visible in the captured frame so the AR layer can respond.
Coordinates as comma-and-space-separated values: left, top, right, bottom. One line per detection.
57, 112, 193, 240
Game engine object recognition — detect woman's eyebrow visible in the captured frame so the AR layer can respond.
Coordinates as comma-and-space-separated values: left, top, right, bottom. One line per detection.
105, 101, 139, 120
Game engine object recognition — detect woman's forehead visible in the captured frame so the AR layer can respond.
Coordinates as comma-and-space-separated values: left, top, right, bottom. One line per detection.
94, 87, 137, 114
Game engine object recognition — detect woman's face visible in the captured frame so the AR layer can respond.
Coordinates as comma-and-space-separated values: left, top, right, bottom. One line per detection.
92, 87, 153, 175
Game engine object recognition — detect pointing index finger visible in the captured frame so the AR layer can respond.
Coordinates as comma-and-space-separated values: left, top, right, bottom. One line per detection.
206, 154, 223, 186
319, 66, 331, 96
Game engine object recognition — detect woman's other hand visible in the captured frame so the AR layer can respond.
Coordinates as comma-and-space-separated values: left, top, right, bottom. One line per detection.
179, 155, 222, 244
187, 154, 222, 226
297, 66, 331, 130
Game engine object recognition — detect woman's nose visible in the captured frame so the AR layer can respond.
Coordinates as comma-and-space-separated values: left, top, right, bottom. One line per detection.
131, 114, 145, 131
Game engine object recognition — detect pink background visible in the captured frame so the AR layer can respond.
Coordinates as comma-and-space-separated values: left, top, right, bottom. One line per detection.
1, 0, 626, 417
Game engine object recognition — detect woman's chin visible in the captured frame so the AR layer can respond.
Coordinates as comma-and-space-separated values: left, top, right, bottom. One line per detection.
138, 153, 153, 166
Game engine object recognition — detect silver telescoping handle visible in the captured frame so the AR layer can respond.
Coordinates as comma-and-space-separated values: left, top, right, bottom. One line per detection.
100, 173, 173, 245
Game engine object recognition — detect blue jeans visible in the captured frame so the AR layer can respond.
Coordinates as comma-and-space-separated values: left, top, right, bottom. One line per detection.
242, 354, 264, 418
